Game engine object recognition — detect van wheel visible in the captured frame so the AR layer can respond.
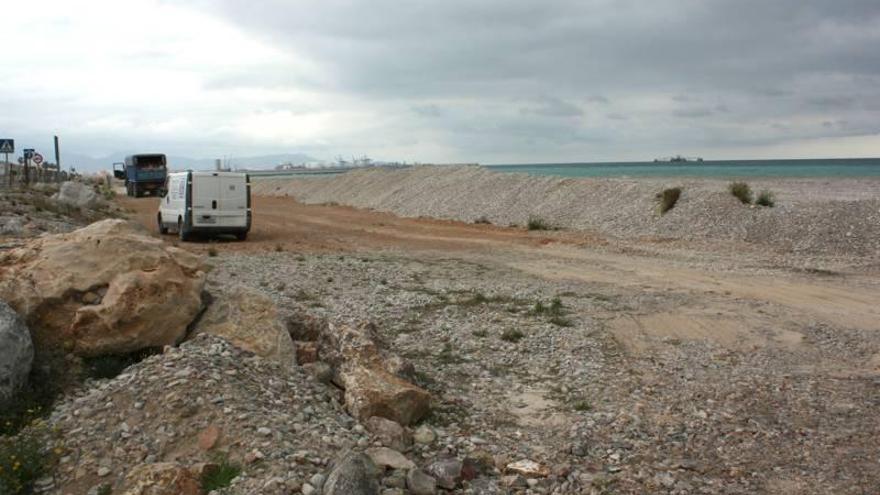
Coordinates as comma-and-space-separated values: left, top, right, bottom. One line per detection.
178, 218, 191, 241
157, 214, 168, 234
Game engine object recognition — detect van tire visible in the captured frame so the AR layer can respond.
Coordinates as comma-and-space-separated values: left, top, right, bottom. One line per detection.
178, 218, 191, 242
157, 214, 168, 234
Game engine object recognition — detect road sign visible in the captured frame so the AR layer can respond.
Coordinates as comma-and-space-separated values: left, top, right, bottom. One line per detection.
33, 153, 44, 165
0, 139, 12, 154
23, 148, 34, 159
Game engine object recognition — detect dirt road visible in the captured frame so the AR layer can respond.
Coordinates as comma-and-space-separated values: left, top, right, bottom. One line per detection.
119, 194, 880, 368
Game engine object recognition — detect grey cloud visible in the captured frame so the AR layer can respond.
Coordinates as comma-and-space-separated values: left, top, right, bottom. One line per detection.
412, 104, 444, 118
674, 108, 715, 118
20, 0, 880, 164
520, 97, 583, 117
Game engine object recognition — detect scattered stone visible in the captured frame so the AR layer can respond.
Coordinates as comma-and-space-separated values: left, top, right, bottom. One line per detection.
366, 446, 415, 471
506, 459, 550, 478
121, 462, 201, 495
197, 424, 221, 451
412, 425, 436, 445
406, 468, 437, 495
427, 457, 463, 490
365, 416, 412, 452
323, 452, 381, 495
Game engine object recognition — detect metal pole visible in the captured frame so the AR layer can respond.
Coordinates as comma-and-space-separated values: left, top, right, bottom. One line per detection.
54, 136, 61, 182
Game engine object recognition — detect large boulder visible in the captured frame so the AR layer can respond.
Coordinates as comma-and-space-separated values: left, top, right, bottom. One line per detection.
324, 452, 380, 495
0, 301, 33, 402
193, 285, 296, 365
340, 365, 431, 426
0, 219, 206, 356
52, 181, 103, 209
319, 322, 430, 426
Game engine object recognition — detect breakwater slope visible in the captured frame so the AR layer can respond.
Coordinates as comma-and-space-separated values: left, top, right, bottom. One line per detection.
253, 166, 880, 256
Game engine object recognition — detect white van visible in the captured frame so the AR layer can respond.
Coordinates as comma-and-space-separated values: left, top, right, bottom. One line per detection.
157, 171, 251, 241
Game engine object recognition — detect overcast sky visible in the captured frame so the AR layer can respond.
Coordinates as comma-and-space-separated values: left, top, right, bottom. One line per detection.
2, 0, 879, 165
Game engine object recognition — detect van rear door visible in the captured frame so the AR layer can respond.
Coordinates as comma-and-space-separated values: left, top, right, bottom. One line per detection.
218, 175, 247, 227
191, 174, 220, 226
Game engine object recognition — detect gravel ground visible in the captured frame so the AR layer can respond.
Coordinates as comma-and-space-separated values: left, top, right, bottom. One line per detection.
253, 166, 880, 257
198, 251, 880, 494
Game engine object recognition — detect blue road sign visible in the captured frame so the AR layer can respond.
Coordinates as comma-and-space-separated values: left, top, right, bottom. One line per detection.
0, 139, 13, 154
23, 148, 34, 159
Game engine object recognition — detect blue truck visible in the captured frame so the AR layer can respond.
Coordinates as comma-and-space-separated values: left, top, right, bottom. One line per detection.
113, 154, 168, 197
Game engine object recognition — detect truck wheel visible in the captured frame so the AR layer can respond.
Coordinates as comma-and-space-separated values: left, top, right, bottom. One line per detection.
126, 183, 132, 197
178, 218, 191, 241
157, 214, 168, 234
236, 232, 248, 241
132, 183, 140, 198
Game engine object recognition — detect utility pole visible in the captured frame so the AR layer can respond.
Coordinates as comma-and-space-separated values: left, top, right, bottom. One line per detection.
54, 135, 61, 182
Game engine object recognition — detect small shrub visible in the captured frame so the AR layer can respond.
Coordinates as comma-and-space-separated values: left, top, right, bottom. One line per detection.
472, 329, 488, 338
729, 182, 753, 204
466, 292, 488, 305
0, 427, 53, 495
274, 243, 284, 252
572, 399, 593, 412
0, 362, 64, 436
549, 316, 574, 327
437, 343, 465, 364
756, 190, 775, 207
531, 297, 564, 316
527, 217, 553, 231
656, 187, 682, 214
200, 455, 241, 492
473, 216, 491, 225
207, 247, 218, 257
549, 297, 564, 315
500, 328, 525, 343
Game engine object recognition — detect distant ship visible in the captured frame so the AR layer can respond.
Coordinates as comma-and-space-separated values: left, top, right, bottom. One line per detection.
654, 155, 704, 163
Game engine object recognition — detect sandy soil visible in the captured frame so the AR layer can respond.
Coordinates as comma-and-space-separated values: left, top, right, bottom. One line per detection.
119, 194, 880, 369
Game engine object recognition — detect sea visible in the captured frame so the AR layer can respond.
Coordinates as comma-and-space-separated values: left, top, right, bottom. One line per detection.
487, 158, 880, 179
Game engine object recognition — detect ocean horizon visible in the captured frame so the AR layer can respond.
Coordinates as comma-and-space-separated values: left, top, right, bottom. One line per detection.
487, 158, 880, 178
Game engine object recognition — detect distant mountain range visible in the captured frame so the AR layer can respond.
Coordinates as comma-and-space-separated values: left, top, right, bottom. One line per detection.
61, 152, 321, 172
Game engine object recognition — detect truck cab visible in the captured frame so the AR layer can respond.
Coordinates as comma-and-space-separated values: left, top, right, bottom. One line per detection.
113, 154, 168, 197
158, 171, 251, 241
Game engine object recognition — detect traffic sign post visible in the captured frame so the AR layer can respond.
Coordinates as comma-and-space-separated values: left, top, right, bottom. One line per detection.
23, 148, 34, 186
0, 139, 12, 185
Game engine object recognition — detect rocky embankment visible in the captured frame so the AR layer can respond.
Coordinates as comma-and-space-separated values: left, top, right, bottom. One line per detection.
253, 166, 880, 257
0, 217, 470, 494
